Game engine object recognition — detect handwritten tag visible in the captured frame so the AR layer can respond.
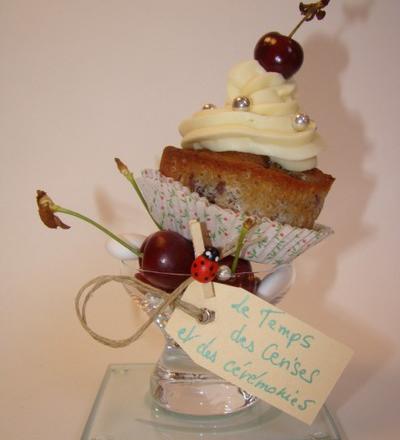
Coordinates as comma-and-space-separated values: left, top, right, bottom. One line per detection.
166, 282, 353, 424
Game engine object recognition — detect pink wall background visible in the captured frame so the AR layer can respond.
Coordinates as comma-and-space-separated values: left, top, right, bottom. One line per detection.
1, 0, 398, 438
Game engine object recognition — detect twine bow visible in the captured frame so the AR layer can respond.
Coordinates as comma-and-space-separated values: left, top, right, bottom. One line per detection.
74, 273, 218, 348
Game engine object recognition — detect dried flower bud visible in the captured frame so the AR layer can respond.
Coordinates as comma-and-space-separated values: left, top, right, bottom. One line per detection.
36, 190, 70, 229
243, 217, 256, 231
115, 158, 129, 177
299, 1, 329, 22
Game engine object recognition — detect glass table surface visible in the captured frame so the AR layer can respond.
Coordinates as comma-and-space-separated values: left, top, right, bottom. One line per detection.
82, 363, 341, 440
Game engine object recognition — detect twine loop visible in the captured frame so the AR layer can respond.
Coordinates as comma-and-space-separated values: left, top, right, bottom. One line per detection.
75, 274, 214, 348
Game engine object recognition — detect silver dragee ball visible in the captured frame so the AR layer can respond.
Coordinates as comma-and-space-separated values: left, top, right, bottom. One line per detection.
232, 96, 251, 111
217, 265, 232, 282
202, 103, 216, 110
292, 113, 311, 131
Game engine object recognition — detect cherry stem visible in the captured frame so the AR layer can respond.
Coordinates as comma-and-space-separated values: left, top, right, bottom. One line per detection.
115, 158, 162, 230
288, 15, 309, 39
231, 219, 255, 274
54, 205, 142, 257
288, 1, 329, 38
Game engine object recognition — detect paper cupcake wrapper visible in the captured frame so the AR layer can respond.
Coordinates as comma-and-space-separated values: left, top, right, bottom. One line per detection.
137, 170, 333, 268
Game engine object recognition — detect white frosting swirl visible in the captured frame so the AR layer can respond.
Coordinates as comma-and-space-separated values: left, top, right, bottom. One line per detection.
179, 60, 324, 171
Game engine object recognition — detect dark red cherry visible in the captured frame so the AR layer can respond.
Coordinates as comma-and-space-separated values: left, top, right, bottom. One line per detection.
139, 230, 194, 292
219, 256, 259, 294
254, 32, 304, 79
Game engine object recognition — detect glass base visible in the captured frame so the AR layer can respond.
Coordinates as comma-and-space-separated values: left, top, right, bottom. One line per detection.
150, 341, 257, 415
82, 363, 342, 440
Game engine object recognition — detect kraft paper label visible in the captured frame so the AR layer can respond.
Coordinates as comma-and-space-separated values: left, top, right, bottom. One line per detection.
166, 282, 353, 424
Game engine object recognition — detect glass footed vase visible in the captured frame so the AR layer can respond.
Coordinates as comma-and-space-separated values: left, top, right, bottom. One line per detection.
152, 334, 257, 416
120, 260, 294, 417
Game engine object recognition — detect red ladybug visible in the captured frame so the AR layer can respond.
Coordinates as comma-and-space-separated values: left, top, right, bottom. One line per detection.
191, 247, 220, 283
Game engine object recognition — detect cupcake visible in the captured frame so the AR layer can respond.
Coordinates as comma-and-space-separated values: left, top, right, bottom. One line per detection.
138, 8, 335, 268
160, 60, 334, 230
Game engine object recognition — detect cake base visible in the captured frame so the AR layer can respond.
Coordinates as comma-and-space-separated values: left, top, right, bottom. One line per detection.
82, 363, 342, 440
160, 146, 335, 229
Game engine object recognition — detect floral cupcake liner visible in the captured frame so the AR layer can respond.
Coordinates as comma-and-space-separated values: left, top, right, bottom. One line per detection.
137, 169, 333, 268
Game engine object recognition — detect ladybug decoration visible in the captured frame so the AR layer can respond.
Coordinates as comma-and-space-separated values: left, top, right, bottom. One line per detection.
191, 247, 220, 283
